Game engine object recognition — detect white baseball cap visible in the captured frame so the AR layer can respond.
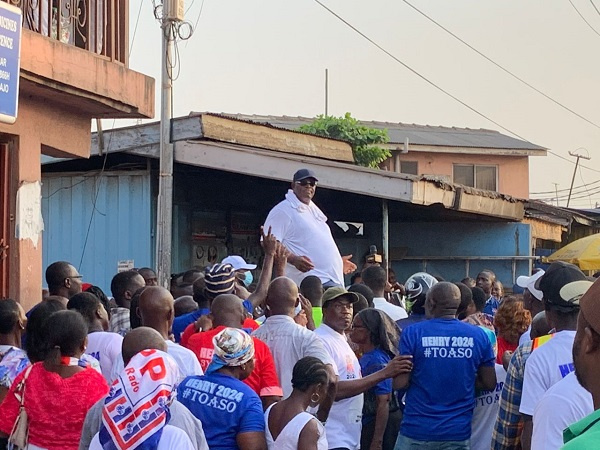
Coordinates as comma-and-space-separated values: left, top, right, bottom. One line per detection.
221, 255, 256, 271
516, 269, 545, 301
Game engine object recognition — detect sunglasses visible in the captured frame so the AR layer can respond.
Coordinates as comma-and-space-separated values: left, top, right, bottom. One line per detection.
296, 180, 317, 187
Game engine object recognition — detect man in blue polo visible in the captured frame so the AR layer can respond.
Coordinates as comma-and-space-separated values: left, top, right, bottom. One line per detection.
394, 282, 496, 449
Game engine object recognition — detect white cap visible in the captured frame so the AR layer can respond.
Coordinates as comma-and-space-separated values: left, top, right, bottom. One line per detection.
516, 270, 545, 301
221, 255, 256, 271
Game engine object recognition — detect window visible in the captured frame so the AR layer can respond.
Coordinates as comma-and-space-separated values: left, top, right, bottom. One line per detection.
453, 164, 497, 191
400, 161, 418, 175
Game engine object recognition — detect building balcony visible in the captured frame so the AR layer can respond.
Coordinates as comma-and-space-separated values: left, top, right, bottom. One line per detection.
3, 0, 128, 64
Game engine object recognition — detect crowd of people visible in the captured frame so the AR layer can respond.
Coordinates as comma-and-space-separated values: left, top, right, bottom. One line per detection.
0, 168, 599, 450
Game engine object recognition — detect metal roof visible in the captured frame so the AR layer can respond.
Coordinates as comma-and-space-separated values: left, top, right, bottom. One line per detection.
216, 113, 546, 152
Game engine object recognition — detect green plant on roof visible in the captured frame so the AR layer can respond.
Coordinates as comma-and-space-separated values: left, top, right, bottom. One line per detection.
298, 113, 391, 168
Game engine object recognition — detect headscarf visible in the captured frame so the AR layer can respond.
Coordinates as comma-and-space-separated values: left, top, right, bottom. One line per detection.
99, 349, 181, 450
206, 327, 255, 374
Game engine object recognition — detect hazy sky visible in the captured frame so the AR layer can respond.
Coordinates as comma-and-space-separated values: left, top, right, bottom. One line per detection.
120, 0, 600, 207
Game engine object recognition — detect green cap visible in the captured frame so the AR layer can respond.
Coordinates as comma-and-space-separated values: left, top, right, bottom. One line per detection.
322, 286, 359, 307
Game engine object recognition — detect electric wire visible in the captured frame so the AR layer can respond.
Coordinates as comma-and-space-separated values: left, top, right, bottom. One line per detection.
313, 0, 600, 176
401, 0, 600, 131
129, 0, 144, 56
567, 0, 600, 38
589, 0, 600, 17
578, 165, 594, 207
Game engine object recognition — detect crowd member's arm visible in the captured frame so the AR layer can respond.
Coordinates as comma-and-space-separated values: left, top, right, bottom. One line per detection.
475, 365, 497, 391
521, 416, 532, 450
246, 227, 277, 309
371, 394, 390, 450
273, 244, 290, 278
316, 364, 337, 423
236, 432, 268, 450
297, 419, 322, 450
336, 355, 412, 401
299, 294, 315, 331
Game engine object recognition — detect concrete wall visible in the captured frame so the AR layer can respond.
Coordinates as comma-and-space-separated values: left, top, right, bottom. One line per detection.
383, 151, 530, 198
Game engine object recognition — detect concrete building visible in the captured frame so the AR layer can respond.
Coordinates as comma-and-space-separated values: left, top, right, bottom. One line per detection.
42, 114, 538, 295
223, 115, 547, 199
0, 0, 154, 308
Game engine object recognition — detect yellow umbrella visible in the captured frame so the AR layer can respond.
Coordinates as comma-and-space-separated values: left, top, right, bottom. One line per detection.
546, 233, 600, 270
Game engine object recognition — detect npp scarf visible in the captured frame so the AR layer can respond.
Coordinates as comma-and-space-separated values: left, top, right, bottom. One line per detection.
99, 349, 181, 449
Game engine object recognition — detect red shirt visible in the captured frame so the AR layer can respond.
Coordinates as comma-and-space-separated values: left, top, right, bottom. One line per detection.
496, 336, 518, 364
186, 325, 283, 397
0, 362, 109, 450
180, 318, 259, 347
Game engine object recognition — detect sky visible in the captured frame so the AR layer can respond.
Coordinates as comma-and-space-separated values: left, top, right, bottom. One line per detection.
117, 0, 600, 208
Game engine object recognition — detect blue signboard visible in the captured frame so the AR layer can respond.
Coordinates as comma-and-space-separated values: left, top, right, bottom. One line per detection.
0, 2, 22, 124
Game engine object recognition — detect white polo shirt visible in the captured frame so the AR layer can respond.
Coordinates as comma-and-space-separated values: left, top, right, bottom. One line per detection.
519, 330, 576, 416
264, 190, 344, 286
373, 297, 408, 321
314, 323, 363, 450
252, 315, 333, 399
532, 372, 593, 450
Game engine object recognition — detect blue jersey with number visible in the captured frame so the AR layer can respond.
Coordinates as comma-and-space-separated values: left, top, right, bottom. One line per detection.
177, 373, 265, 449
399, 318, 495, 441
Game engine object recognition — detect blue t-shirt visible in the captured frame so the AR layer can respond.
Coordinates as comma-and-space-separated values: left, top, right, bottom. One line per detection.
482, 297, 500, 317
172, 308, 210, 343
177, 373, 265, 449
399, 318, 495, 442
360, 348, 392, 425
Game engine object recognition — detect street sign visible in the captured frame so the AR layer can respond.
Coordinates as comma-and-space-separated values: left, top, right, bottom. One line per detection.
0, 2, 22, 124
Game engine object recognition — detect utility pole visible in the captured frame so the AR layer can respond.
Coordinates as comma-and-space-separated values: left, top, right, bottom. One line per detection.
156, 0, 183, 288
567, 150, 591, 208
325, 68, 329, 116
552, 183, 559, 207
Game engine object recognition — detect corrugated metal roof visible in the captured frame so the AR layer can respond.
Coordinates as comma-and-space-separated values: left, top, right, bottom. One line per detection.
215, 113, 546, 152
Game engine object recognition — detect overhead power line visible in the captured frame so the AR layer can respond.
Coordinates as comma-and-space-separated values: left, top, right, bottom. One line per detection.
312, 0, 600, 175
401, 0, 600, 131
568, 0, 600, 38
589, 0, 600, 18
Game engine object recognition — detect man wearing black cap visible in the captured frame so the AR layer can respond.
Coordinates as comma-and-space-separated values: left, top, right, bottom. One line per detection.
264, 169, 356, 288
518, 261, 587, 449
315, 287, 412, 450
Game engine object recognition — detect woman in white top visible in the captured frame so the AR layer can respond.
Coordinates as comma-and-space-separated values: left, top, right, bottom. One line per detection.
264, 356, 334, 450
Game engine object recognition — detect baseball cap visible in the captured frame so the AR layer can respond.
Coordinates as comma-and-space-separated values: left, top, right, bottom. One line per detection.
204, 263, 236, 296
322, 286, 359, 307
516, 270, 545, 301
293, 169, 318, 183
535, 261, 587, 310
559, 280, 593, 307
580, 279, 600, 332
221, 256, 257, 271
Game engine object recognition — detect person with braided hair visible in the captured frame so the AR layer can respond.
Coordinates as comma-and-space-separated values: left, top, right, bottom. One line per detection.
264, 356, 336, 449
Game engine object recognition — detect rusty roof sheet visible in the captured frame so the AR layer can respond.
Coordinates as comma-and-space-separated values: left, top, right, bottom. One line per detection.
215, 113, 546, 151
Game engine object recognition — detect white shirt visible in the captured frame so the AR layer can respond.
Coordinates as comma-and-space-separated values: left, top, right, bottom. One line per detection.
314, 324, 363, 450
373, 297, 408, 321
89, 425, 195, 450
519, 325, 532, 346
85, 331, 123, 383
519, 330, 576, 415
532, 372, 593, 450
264, 190, 344, 286
252, 315, 333, 399
110, 339, 203, 382
470, 364, 507, 450
265, 404, 328, 450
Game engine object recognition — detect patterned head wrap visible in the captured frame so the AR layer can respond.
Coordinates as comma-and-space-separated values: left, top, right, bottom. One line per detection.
206, 327, 255, 374
99, 349, 181, 450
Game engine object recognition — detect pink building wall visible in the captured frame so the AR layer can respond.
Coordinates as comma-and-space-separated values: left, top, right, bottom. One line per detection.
384, 151, 530, 199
